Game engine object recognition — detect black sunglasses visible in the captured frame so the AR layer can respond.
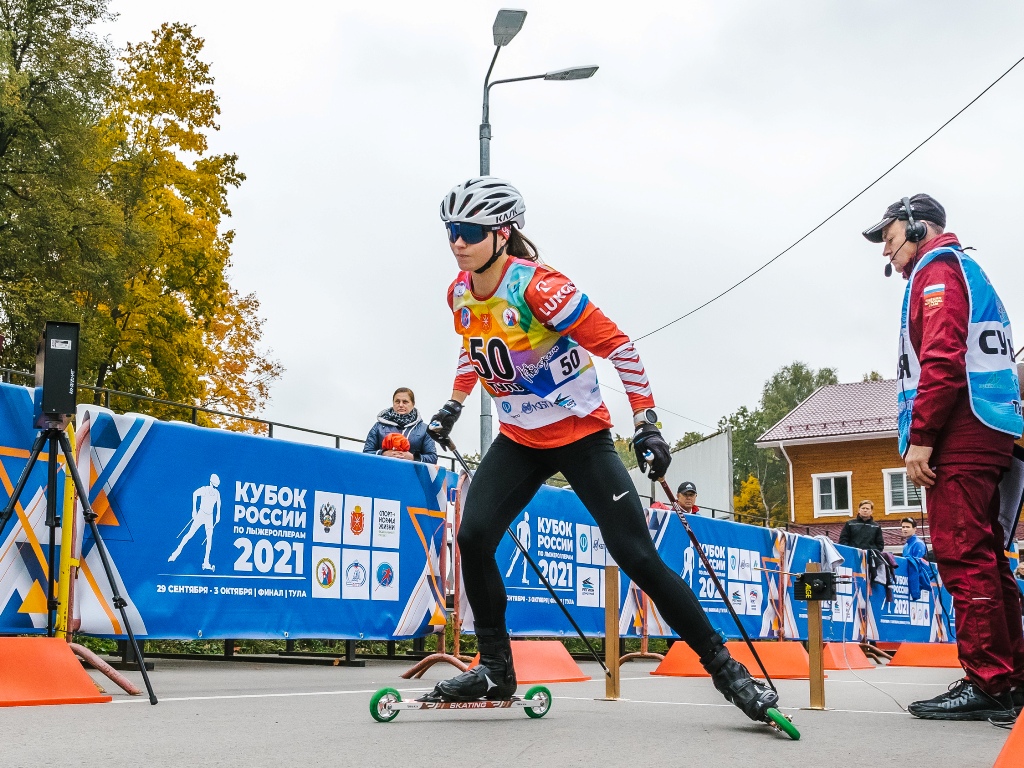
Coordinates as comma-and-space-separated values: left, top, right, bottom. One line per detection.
445, 221, 499, 245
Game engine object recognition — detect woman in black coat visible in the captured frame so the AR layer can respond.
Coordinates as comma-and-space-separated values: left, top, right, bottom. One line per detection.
363, 387, 437, 464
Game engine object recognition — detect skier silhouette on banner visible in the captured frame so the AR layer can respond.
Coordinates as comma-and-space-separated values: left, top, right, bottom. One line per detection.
504, 512, 531, 585
169, 474, 222, 571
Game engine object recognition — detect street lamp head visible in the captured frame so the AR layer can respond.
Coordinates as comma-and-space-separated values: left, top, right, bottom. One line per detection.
543, 66, 599, 81
493, 8, 527, 46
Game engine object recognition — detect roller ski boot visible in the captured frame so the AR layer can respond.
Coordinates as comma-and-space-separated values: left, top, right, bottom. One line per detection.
701, 642, 799, 740
420, 629, 517, 703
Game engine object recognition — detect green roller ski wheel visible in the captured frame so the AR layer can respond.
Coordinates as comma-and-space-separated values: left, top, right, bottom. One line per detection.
370, 687, 401, 723
524, 686, 552, 719
765, 708, 800, 740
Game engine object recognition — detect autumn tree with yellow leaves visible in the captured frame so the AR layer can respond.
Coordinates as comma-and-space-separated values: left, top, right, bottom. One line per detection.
0, 3, 280, 427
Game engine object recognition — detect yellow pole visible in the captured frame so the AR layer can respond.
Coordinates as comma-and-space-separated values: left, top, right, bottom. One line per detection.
55, 424, 77, 642
603, 565, 621, 700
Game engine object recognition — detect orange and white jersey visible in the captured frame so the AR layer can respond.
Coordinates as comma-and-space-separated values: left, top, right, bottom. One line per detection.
447, 258, 655, 449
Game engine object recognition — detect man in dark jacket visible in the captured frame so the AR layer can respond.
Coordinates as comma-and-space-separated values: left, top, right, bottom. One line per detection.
864, 194, 1023, 722
838, 500, 884, 551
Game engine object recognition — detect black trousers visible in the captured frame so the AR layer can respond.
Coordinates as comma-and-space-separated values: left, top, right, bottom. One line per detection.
459, 429, 719, 654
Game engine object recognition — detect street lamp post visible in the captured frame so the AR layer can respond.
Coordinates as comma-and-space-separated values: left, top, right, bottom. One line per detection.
476, 8, 598, 455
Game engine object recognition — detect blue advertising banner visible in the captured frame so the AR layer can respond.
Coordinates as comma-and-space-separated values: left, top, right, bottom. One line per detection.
484, 482, 607, 637
617, 510, 778, 641
0, 384, 68, 634
866, 555, 943, 643
67, 406, 451, 640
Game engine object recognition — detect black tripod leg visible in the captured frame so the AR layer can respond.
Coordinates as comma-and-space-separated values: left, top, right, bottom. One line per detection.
56, 431, 158, 705
0, 430, 49, 539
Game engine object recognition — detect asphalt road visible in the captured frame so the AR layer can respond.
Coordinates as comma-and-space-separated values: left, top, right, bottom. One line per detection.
0, 658, 1012, 767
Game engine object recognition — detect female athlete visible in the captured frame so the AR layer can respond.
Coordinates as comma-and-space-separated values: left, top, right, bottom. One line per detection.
423, 177, 779, 725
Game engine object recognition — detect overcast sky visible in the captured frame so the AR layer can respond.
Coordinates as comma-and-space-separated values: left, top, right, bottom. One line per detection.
102, 1, 1024, 455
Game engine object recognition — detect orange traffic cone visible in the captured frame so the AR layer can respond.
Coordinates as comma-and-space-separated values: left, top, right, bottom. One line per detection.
822, 643, 874, 670
993, 713, 1024, 767
0, 638, 111, 707
653, 640, 812, 679
471, 640, 590, 684
888, 642, 961, 668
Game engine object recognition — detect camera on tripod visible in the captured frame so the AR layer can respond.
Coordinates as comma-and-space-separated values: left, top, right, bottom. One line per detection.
33, 321, 79, 428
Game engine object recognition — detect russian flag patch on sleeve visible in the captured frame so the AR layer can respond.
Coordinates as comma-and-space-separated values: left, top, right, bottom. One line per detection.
923, 283, 945, 310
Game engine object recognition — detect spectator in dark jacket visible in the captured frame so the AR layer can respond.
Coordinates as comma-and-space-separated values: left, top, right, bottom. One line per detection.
363, 387, 437, 464
838, 500, 884, 551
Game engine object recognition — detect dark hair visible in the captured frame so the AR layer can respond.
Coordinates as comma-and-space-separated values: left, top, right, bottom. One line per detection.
506, 227, 540, 262
901, 517, 917, 528
393, 387, 415, 404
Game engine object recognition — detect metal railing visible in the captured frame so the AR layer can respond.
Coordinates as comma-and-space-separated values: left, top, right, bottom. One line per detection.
0, 366, 462, 472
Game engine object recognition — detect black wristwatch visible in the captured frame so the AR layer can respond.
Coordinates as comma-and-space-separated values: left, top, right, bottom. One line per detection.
633, 408, 658, 429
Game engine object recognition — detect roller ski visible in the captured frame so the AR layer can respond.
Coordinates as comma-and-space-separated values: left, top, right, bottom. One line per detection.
702, 641, 800, 740
369, 685, 552, 723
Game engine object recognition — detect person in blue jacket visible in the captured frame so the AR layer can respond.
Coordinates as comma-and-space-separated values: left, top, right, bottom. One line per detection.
363, 387, 437, 464
900, 517, 928, 559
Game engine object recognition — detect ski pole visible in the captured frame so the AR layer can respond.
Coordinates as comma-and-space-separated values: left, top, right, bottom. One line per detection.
445, 440, 611, 677
654, 476, 777, 693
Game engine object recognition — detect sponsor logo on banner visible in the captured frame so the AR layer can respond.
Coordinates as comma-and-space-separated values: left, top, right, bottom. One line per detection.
501, 401, 512, 414
372, 551, 399, 601
577, 566, 600, 608
590, 526, 605, 566
738, 550, 752, 582
372, 498, 400, 549
727, 547, 740, 581
313, 490, 344, 545
343, 495, 372, 547
342, 548, 370, 600
311, 546, 340, 599
746, 583, 764, 615
575, 524, 591, 565
728, 582, 747, 615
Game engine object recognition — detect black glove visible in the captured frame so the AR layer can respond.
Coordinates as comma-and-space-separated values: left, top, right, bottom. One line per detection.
632, 423, 671, 480
427, 400, 463, 448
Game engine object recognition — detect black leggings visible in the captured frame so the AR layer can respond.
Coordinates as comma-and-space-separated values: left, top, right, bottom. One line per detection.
459, 429, 719, 655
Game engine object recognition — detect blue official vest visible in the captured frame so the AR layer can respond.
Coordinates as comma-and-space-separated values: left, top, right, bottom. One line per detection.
897, 246, 1022, 456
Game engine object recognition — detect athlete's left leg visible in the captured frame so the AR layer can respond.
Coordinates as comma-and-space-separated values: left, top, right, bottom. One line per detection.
555, 430, 779, 722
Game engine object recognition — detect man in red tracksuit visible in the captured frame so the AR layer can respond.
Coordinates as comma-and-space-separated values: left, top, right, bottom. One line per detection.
864, 194, 1024, 723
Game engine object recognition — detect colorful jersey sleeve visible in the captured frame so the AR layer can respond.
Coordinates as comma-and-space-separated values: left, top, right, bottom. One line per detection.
453, 347, 478, 395
523, 266, 655, 412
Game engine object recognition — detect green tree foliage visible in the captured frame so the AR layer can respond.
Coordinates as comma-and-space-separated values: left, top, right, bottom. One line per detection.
672, 431, 705, 451
719, 362, 838, 525
614, 433, 637, 470
0, 7, 280, 426
862, 370, 884, 382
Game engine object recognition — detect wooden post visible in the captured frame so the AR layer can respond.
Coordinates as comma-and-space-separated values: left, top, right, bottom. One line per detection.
805, 561, 826, 710
603, 565, 621, 700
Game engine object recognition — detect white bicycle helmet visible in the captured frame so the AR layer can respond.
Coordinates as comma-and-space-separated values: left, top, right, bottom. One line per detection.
440, 177, 526, 229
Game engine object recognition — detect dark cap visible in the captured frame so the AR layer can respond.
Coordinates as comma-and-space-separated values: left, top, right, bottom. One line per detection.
677, 481, 697, 494
862, 194, 946, 243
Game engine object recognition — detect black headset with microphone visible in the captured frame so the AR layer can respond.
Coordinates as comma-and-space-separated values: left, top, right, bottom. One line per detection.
885, 196, 928, 277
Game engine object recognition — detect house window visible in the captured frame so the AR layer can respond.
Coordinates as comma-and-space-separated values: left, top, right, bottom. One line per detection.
883, 468, 925, 514
811, 472, 852, 517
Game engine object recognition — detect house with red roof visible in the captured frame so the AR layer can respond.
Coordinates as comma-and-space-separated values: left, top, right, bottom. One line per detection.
755, 380, 923, 545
